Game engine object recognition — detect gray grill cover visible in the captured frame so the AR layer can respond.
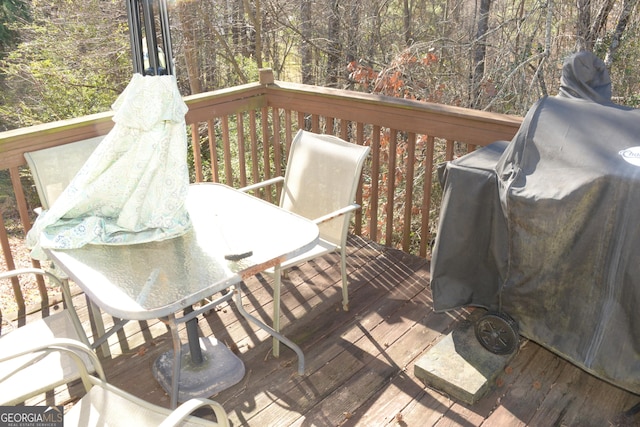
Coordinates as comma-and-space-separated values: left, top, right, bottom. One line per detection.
430, 52, 640, 394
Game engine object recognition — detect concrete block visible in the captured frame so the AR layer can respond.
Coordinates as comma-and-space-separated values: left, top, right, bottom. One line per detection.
414, 316, 516, 405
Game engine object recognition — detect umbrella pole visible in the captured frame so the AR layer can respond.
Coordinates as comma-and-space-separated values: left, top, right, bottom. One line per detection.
158, 0, 174, 75
125, 0, 173, 76
126, 0, 143, 74
142, 0, 159, 74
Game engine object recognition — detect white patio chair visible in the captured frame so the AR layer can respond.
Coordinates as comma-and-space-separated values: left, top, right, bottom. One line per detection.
24, 136, 117, 356
24, 135, 104, 212
0, 268, 93, 405
241, 129, 370, 355
0, 338, 230, 427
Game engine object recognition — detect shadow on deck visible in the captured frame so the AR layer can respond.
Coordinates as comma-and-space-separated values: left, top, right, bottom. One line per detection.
37, 235, 640, 426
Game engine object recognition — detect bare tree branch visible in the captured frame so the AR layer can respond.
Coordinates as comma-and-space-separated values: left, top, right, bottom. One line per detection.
604, 0, 639, 67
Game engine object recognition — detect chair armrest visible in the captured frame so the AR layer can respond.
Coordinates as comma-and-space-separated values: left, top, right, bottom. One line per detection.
159, 398, 230, 427
0, 268, 92, 348
0, 338, 105, 393
238, 176, 284, 193
0, 267, 58, 281
313, 203, 361, 225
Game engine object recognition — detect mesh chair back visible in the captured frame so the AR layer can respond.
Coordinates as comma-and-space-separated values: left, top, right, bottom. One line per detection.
24, 136, 104, 210
281, 130, 370, 245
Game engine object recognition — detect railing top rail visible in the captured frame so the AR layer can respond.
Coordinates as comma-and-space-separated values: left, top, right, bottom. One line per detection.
0, 72, 524, 170
183, 81, 268, 123
264, 80, 523, 145
0, 112, 114, 170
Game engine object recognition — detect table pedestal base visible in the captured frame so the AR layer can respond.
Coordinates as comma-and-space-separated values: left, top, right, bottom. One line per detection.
152, 336, 245, 403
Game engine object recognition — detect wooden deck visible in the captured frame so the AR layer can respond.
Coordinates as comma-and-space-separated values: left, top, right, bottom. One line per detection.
35, 235, 639, 426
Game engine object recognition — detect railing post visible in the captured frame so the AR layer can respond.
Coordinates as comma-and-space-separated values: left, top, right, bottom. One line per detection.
259, 68, 275, 85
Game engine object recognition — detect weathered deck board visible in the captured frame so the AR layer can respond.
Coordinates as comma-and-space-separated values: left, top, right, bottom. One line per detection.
216, 240, 424, 426
280, 270, 441, 425
21, 235, 640, 426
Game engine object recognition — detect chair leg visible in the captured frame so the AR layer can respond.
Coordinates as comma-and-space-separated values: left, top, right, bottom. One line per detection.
233, 283, 304, 374
340, 247, 349, 311
272, 264, 282, 357
167, 315, 182, 410
85, 296, 111, 358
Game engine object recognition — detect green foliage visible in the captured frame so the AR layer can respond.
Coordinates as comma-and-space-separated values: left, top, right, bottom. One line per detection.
0, 0, 29, 52
0, 0, 131, 129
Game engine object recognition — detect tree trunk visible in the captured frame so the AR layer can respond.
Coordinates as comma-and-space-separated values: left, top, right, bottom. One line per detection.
471, 0, 491, 109
326, 0, 341, 87
244, 0, 263, 67
590, 0, 615, 45
403, 0, 411, 45
177, 2, 202, 95
576, 0, 592, 51
300, 0, 313, 84
604, 0, 639, 66
370, 1, 383, 61
233, 0, 245, 54
345, 0, 359, 89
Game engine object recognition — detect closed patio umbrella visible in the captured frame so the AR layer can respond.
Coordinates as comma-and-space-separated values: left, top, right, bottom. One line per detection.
27, 0, 187, 260
27, 73, 191, 260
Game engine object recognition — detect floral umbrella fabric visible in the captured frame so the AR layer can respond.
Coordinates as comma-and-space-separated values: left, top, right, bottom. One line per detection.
28, 74, 192, 260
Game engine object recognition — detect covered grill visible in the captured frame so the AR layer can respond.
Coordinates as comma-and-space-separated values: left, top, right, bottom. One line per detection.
430, 51, 640, 395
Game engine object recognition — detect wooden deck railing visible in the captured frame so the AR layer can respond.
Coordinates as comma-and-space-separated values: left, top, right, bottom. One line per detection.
0, 69, 522, 318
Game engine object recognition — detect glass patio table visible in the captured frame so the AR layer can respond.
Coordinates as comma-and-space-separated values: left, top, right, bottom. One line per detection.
45, 183, 319, 408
